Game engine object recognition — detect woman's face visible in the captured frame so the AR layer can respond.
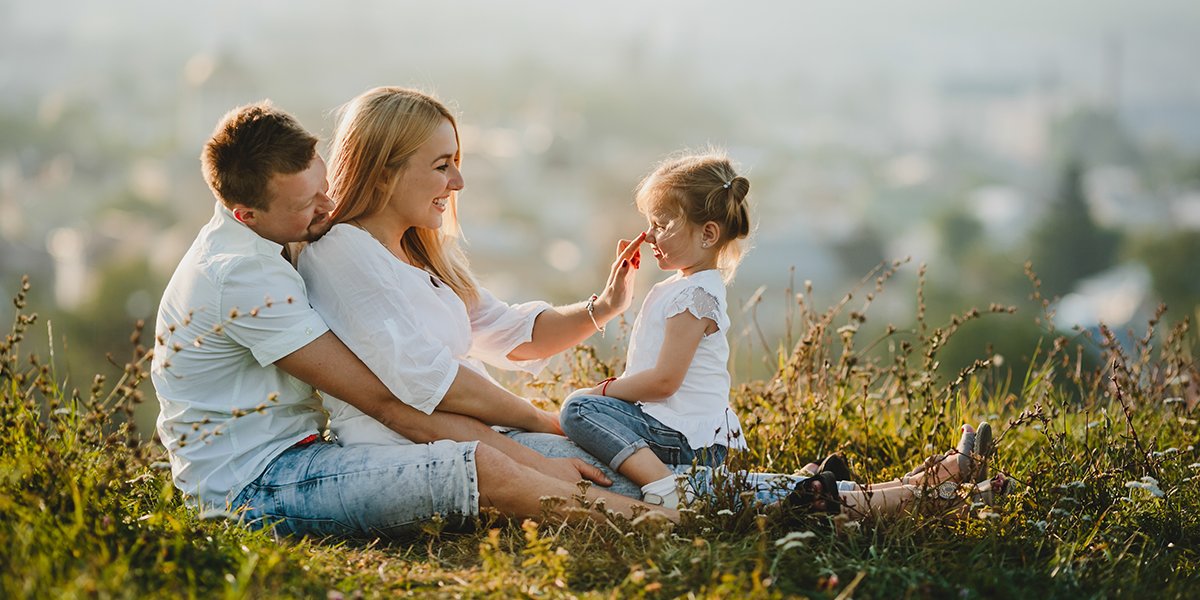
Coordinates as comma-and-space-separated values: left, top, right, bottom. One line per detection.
387, 119, 464, 231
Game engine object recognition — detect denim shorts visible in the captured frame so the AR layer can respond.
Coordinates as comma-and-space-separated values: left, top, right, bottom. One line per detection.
559, 394, 728, 472
231, 439, 479, 539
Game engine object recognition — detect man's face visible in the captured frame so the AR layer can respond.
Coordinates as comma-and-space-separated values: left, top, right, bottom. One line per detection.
235, 156, 334, 245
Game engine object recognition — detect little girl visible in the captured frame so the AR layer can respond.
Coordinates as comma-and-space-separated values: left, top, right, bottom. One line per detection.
560, 151, 752, 509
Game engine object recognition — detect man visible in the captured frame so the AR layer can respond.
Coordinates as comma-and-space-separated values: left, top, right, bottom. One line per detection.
151, 101, 670, 537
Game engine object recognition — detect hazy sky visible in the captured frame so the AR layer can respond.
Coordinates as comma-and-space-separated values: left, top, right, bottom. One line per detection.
5, 0, 1199, 114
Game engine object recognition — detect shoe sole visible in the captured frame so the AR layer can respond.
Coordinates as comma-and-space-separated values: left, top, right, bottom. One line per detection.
973, 422, 993, 483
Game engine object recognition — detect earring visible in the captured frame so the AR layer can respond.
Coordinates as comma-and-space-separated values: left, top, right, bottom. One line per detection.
702, 241, 710, 248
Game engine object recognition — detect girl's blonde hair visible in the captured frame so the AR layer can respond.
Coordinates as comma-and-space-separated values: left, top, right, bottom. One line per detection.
328, 86, 478, 306
635, 150, 752, 281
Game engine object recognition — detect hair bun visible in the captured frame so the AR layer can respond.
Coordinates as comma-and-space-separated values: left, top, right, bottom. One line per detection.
729, 176, 749, 202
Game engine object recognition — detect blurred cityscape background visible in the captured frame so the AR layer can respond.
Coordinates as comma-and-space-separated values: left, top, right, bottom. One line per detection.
3, 0, 1199, 430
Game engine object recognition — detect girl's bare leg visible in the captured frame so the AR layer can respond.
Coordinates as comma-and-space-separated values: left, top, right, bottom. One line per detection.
618, 447, 674, 487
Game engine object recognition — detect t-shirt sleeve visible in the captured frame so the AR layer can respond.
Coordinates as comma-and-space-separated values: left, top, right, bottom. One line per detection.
466, 287, 552, 373
219, 255, 328, 367
297, 231, 458, 415
663, 285, 725, 333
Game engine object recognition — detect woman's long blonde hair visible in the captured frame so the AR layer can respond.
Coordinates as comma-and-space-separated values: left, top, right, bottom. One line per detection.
328, 86, 478, 306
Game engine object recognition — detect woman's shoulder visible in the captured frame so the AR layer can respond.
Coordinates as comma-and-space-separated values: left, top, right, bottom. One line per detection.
298, 224, 380, 271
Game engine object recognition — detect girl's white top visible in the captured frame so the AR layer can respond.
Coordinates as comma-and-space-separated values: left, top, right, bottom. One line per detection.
626, 269, 746, 450
297, 223, 551, 445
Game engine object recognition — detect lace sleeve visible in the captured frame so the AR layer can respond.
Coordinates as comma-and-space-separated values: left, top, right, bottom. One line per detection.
664, 286, 723, 332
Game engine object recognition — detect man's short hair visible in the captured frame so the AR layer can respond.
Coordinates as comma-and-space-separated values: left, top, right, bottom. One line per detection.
201, 101, 318, 210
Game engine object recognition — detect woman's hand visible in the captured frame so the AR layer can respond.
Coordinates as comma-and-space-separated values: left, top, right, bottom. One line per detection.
594, 231, 646, 322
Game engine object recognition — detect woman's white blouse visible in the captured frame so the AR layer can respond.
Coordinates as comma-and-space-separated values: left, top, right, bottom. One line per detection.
297, 224, 550, 445
625, 269, 746, 451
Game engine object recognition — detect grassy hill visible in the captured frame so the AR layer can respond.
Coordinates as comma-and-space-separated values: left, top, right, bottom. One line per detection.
2, 271, 1197, 599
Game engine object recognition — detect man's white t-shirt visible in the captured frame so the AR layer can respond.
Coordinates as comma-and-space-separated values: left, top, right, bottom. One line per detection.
151, 202, 329, 509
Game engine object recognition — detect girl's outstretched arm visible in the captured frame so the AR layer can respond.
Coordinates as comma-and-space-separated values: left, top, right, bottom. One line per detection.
593, 311, 716, 403
507, 232, 646, 361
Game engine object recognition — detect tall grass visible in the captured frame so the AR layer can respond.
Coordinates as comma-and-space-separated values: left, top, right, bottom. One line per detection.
2, 266, 1197, 598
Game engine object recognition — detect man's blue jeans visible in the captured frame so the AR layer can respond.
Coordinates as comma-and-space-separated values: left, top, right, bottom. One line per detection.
231, 439, 478, 539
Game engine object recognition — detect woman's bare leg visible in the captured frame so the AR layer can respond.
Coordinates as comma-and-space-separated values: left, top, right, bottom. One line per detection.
788, 452, 971, 517
474, 444, 678, 522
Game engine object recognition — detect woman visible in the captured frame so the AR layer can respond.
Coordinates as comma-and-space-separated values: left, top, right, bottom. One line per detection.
298, 86, 1004, 518
298, 86, 648, 493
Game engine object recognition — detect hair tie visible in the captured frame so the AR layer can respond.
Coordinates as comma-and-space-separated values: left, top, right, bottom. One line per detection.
722, 180, 732, 189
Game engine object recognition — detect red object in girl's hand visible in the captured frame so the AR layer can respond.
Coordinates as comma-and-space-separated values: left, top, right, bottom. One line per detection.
631, 250, 640, 269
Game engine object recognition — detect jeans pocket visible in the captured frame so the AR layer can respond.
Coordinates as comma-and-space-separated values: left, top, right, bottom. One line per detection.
646, 425, 687, 465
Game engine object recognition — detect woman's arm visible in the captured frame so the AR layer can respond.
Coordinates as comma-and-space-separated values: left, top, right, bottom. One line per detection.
507, 232, 646, 361
299, 228, 558, 433
438, 363, 562, 435
276, 331, 603, 484
589, 311, 715, 403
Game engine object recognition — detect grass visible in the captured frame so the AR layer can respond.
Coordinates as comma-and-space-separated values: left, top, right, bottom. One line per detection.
2, 264, 1198, 599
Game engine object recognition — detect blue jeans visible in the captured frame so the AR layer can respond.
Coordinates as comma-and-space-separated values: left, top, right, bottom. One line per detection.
559, 394, 728, 473
231, 439, 479, 539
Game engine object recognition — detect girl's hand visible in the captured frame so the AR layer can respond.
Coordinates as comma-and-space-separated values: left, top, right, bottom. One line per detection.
595, 231, 646, 321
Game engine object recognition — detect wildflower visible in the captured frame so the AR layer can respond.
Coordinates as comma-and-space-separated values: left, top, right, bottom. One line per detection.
1125, 476, 1165, 498
1086, 421, 1102, 429
1163, 397, 1184, 405
716, 509, 733, 516
977, 508, 1001, 520
775, 531, 817, 546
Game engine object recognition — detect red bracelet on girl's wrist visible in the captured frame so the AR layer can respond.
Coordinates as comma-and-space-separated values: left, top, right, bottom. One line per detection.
599, 376, 616, 396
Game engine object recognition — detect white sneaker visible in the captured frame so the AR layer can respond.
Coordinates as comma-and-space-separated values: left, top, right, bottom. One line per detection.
642, 488, 681, 510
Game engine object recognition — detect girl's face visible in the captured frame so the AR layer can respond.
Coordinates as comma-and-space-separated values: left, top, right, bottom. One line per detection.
386, 119, 464, 231
643, 205, 708, 274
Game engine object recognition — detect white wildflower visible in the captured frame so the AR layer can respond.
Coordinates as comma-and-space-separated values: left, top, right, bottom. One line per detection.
775, 531, 817, 546
1125, 477, 1165, 498
1087, 421, 1102, 429
1163, 397, 1184, 405
775, 531, 817, 551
